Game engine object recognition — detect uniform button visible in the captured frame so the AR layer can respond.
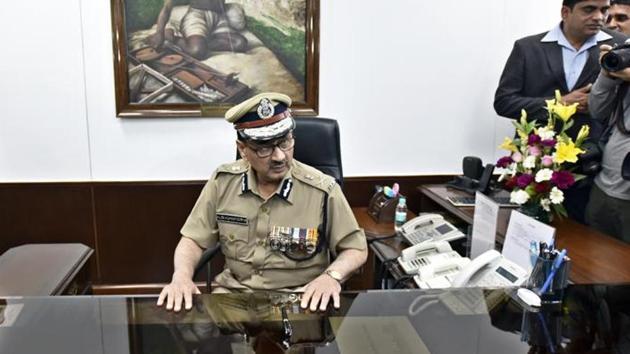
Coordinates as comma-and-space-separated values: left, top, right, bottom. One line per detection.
256, 270, 263, 275
231, 166, 239, 171
261, 206, 269, 213
258, 240, 265, 246
229, 234, 235, 241
305, 175, 313, 180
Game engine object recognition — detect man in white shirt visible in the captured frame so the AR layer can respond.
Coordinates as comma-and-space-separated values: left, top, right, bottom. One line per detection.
494, 0, 626, 224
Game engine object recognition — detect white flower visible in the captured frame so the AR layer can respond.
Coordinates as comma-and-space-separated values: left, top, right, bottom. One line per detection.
535, 168, 553, 182
550, 187, 564, 204
523, 155, 537, 169
540, 198, 551, 212
537, 127, 555, 140
510, 190, 530, 205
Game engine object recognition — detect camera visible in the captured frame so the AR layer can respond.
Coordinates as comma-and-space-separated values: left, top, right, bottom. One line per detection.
601, 43, 630, 72
576, 140, 603, 176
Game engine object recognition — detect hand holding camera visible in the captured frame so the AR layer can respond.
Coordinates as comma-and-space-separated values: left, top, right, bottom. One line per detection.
600, 43, 630, 81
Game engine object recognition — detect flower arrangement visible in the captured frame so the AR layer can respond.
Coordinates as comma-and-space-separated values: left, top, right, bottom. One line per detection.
496, 90, 590, 222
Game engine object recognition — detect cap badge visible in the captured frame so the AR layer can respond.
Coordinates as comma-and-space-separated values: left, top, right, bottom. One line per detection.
257, 98, 275, 119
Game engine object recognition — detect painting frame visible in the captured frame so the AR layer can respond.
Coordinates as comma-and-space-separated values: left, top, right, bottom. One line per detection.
110, 0, 319, 118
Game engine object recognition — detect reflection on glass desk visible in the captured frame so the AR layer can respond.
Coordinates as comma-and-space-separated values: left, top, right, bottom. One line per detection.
1, 285, 630, 354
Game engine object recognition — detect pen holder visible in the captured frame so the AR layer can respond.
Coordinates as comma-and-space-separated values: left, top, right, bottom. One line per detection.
526, 255, 571, 305
520, 308, 562, 350
367, 192, 403, 223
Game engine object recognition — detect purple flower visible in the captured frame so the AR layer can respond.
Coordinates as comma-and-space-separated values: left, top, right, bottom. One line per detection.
528, 145, 542, 157
497, 156, 513, 168
541, 139, 557, 148
512, 152, 523, 162
542, 155, 554, 167
551, 171, 575, 190
516, 174, 534, 189
528, 134, 541, 146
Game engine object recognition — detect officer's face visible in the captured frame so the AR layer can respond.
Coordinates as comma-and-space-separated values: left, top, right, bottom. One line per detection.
237, 133, 295, 184
606, 4, 630, 35
562, 0, 610, 39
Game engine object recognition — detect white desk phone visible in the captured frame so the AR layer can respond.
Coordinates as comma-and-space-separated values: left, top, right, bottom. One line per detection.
397, 241, 463, 274
398, 241, 530, 289
398, 213, 465, 245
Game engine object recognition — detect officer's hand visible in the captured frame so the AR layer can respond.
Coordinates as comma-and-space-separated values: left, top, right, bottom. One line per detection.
300, 274, 342, 311
561, 84, 591, 112
157, 273, 201, 312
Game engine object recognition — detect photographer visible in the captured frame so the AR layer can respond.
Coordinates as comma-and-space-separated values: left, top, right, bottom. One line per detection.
586, 43, 630, 242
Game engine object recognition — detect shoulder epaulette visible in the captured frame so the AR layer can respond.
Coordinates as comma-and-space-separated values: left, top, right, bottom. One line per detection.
215, 159, 248, 178
292, 161, 336, 193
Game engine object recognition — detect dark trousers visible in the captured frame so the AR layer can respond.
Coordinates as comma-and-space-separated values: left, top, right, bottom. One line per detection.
586, 184, 630, 243
564, 179, 593, 225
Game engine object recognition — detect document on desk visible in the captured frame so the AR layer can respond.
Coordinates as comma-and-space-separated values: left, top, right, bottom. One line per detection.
329, 316, 430, 354
502, 210, 555, 272
470, 191, 500, 258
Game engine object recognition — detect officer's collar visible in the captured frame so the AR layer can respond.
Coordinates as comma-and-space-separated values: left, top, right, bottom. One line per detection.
240, 161, 295, 204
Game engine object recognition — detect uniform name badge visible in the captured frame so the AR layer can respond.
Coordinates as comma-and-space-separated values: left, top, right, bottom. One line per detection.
269, 225, 319, 257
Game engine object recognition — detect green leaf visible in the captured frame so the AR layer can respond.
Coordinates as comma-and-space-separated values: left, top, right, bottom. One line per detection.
552, 203, 568, 218
573, 173, 587, 182
563, 120, 575, 132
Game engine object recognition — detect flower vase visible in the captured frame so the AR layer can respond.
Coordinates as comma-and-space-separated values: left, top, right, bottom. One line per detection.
518, 202, 552, 224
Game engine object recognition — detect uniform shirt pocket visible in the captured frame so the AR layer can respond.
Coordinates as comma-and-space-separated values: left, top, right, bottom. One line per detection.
218, 222, 250, 261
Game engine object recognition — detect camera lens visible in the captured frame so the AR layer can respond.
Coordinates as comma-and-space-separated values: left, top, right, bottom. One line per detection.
602, 53, 621, 71
602, 46, 630, 72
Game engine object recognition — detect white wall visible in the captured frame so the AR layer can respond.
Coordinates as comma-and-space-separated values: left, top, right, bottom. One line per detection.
0, 0, 561, 182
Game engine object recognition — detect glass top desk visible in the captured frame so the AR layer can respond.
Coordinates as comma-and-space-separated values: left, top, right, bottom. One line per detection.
2, 284, 630, 354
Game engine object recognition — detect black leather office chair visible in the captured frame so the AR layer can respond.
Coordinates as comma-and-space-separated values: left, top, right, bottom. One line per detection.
193, 117, 344, 290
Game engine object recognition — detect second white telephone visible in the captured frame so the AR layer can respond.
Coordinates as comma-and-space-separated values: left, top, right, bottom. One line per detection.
398, 241, 464, 275
400, 245, 530, 289
450, 250, 529, 288
399, 213, 465, 245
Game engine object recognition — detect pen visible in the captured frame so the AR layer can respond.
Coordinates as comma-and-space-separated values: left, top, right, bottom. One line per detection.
539, 249, 567, 295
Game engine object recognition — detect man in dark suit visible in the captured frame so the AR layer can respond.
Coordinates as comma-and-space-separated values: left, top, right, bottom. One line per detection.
494, 0, 626, 224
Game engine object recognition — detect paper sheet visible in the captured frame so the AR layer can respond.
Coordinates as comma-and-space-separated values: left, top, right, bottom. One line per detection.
470, 191, 500, 258
502, 210, 555, 272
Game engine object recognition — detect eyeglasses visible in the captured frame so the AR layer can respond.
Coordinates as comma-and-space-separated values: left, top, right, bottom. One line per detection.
246, 136, 295, 158
607, 14, 630, 23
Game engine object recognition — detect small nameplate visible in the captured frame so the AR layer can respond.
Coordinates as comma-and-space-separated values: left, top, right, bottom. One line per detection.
217, 213, 249, 226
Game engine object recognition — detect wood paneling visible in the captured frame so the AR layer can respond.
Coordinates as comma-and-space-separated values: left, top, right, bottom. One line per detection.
0, 176, 453, 293
93, 183, 203, 284
0, 183, 98, 279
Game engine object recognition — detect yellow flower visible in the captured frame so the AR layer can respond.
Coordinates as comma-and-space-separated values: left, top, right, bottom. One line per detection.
545, 99, 556, 112
554, 140, 585, 164
576, 124, 590, 142
555, 89, 563, 102
499, 137, 518, 152
553, 102, 578, 122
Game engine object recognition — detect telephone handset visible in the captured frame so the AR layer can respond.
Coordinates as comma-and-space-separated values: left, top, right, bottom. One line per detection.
413, 257, 471, 289
451, 250, 529, 288
399, 213, 465, 245
398, 241, 463, 274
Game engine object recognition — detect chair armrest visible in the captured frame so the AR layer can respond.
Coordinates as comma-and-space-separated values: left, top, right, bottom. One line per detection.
193, 244, 221, 279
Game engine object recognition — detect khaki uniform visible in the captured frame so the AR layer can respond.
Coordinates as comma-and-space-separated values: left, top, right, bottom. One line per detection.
181, 159, 366, 291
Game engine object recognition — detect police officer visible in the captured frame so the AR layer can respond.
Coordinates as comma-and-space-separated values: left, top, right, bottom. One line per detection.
157, 92, 368, 312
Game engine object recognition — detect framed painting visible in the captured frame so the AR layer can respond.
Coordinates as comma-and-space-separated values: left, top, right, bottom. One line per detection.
110, 0, 319, 117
